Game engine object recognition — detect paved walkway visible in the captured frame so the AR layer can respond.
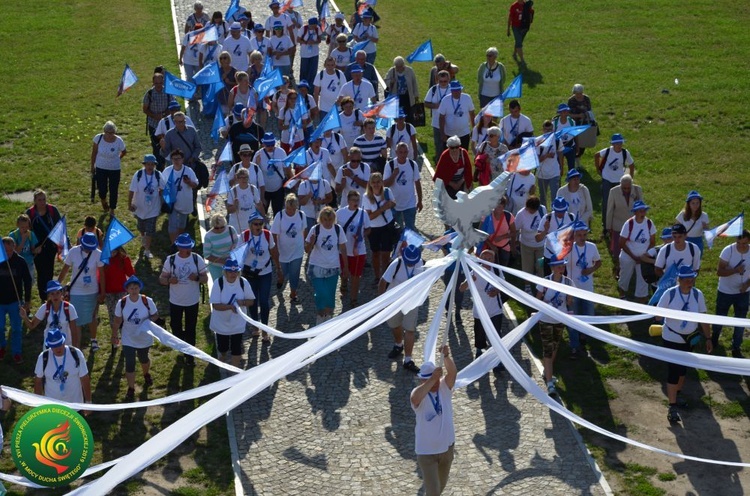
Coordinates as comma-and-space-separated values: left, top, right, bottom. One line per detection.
172, 0, 609, 494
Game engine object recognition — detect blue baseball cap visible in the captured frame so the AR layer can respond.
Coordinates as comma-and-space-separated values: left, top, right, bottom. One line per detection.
253, 23, 265, 31
660, 227, 673, 239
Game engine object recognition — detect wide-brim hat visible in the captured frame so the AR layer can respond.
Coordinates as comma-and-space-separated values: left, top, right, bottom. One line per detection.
610, 133, 625, 144
630, 200, 650, 212
262, 132, 277, 145
175, 233, 195, 249
80, 232, 98, 250
417, 361, 435, 379
566, 168, 581, 181
549, 258, 567, 266
223, 259, 241, 272
123, 275, 144, 291
677, 264, 698, 279
660, 227, 673, 239
449, 81, 463, 91
45, 329, 66, 348
552, 196, 569, 212
557, 103, 570, 113
142, 154, 158, 164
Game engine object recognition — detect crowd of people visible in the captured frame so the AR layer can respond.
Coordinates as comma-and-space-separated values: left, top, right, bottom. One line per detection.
0, 0, 745, 494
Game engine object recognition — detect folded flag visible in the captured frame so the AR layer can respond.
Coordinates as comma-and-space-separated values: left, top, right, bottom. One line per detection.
164, 70, 197, 99
501, 74, 523, 100
225, 0, 240, 21
500, 137, 539, 172
474, 95, 504, 124
189, 24, 219, 45
262, 54, 274, 77
116, 64, 138, 97
284, 145, 308, 166
350, 40, 370, 61
217, 141, 233, 164
47, 215, 71, 260
648, 263, 680, 306
162, 170, 176, 209
101, 216, 136, 264
284, 160, 321, 189
705, 212, 744, 249
211, 105, 224, 143
318, 0, 330, 30
406, 39, 433, 64
423, 232, 458, 252
206, 169, 231, 212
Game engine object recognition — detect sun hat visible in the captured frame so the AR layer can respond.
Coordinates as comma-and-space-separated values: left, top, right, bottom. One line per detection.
552, 196, 569, 212
308, 17, 318, 25
677, 264, 698, 279
233, 103, 245, 117
253, 23, 265, 31
46, 280, 64, 293
175, 233, 195, 249
269, 0, 280, 7
239, 143, 253, 153
273, 21, 284, 29
142, 154, 157, 164
262, 132, 277, 146
449, 80, 463, 91
686, 190, 703, 202
80, 233, 98, 251
557, 103, 570, 113
417, 361, 435, 380
566, 168, 582, 181
167, 101, 181, 110
402, 245, 421, 265
123, 275, 144, 291
361, 10, 373, 18
572, 221, 590, 232
223, 259, 241, 272
397, 108, 406, 119
549, 258, 567, 266
248, 211, 265, 224
660, 227, 673, 239
349, 64, 364, 74
230, 22, 242, 30
45, 329, 66, 349
610, 133, 625, 144
630, 200, 650, 212
297, 80, 310, 89
335, 12, 345, 20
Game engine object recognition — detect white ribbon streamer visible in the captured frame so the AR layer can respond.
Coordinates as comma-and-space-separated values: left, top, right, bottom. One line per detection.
423, 262, 459, 365
146, 322, 243, 373
461, 256, 750, 467
0, 457, 122, 489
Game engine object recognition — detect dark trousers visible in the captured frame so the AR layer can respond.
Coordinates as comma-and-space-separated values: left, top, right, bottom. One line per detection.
170, 302, 199, 347
95, 168, 121, 209
248, 273, 272, 324
474, 314, 505, 350
34, 248, 57, 300
265, 189, 286, 219
148, 126, 166, 171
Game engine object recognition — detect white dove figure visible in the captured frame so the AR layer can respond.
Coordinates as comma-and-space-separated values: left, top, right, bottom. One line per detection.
433, 171, 512, 251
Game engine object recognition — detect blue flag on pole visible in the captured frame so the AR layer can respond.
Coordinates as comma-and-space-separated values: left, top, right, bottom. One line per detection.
308, 107, 341, 142
211, 105, 224, 143
284, 146, 308, 166
262, 54, 274, 78
475, 95, 504, 123
501, 74, 523, 100
500, 137, 539, 172
218, 141, 233, 164
648, 263, 681, 306
350, 40, 370, 61
162, 171, 176, 209
188, 25, 219, 45
206, 169, 231, 211
554, 125, 591, 142
117, 64, 138, 97
47, 215, 70, 260
193, 62, 222, 85
254, 69, 283, 100
406, 39, 433, 64
225, 0, 240, 21
101, 216, 136, 264
164, 71, 197, 99
229, 241, 249, 264
705, 212, 744, 249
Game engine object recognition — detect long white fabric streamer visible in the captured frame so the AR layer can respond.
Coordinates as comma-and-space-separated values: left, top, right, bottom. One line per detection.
422, 264, 459, 364
0, 458, 122, 489
146, 323, 243, 373
461, 256, 750, 467
466, 256, 750, 378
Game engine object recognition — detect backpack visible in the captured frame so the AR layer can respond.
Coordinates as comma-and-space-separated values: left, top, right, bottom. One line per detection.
118, 295, 152, 329
169, 253, 201, 276
313, 223, 342, 245
662, 242, 696, 268
641, 246, 660, 285
625, 217, 654, 241
44, 301, 71, 326
601, 147, 629, 170
520, 0, 534, 29
217, 276, 245, 292
243, 229, 271, 244
386, 159, 416, 178
136, 169, 163, 184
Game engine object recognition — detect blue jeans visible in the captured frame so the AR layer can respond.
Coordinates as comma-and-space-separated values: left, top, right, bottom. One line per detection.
0, 302, 22, 354
248, 273, 273, 325
711, 290, 749, 350
537, 176, 560, 209
299, 56, 319, 87
687, 236, 704, 256
563, 147, 577, 171
281, 257, 303, 292
395, 208, 417, 232
571, 297, 595, 350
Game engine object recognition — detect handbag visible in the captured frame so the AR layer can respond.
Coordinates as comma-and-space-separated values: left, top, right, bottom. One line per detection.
411, 102, 426, 127
192, 160, 210, 189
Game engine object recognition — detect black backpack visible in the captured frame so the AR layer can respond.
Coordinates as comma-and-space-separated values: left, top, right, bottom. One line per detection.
521, 1, 534, 29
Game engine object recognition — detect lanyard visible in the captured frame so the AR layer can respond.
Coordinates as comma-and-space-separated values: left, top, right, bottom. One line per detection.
251, 234, 262, 256
50, 304, 63, 327
405, 263, 415, 280
508, 117, 520, 137
451, 97, 461, 115
144, 171, 155, 192
679, 290, 691, 329
52, 350, 67, 391
428, 391, 442, 415
352, 83, 361, 103
310, 180, 320, 199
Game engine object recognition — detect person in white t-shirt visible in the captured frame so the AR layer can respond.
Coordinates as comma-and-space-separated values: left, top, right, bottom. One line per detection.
654, 223, 701, 278
499, 99, 533, 149
514, 195, 546, 290
338, 97, 364, 147
91, 121, 127, 215
438, 81, 475, 150
380, 245, 425, 373
210, 260, 255, 367
159, 234, 208, 366
298, 170, 333, 230
227, 167, 266, 234
222, 22, 253, 72
410, 347, 456, 496
305, 207, 348, 323
306, 136, 336, 186
313, 56, 347, 120
618, 201, 656, 302
250, 24, 270, 59
21, 280, 79, 349
57, 233, 104, 350
269, 21, 295, 80
271, 194, 307, 303
567, 222, 601, 359
386, 111, 419, 160
298, 17, 323, 88
330, 33, 352, 71
424, 70, 451, 161
113, 276, 159, 402
383, 143, 423, 231
162, 149, 199, 243
595, 133, 635, 230
535, 120, 563, 209
33, 329, 91, 407
335, 147, 371, 203
336, 190, 371, 306
505, 168, 536, 215
351, 10, 378, 64
711, 230, 750, 355
337, 66, 376, 111
656, 265, 712, 423
675, 190, 710, 254
240, 212, 280, 341
180, 23, 205, 87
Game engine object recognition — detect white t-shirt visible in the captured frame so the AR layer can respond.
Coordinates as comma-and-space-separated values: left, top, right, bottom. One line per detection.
249, 35, 270, 55
675, 212, 709, 238
335, 163, 371, 201
228, 162, 265, 190
222, 35, 253, 71
472, 269, 505, 318
227, 184, 262, 233
306, 147, 335, 183
163, 165, 198, 215
269, 34, 294, 66
598, 146, 634, 183
515, 207, 545, 248
718, 243, 750, 294
438, 94, 475, 137
363, 189, 395, 228
115, 295, 158, 349
339, 109, 363, 146
536, 275, 573, 324
264, 13, 293, 33
424, 84, 450, 128
306, 224, 347, 268
162, 253, 207, 306
412, 380, 455, 455
351, 23, 378, 54
181, 34, 202, 65
199, 42, 223, 64
506, 172, 535, 213
93, 134, 126, 171
382, 257, 424, 288
480, 64, 503, 97
658, 287, 707, 342
298, 25, 323, 58
254, 148, 289, 192
619, 217, 656, 258
338, 80, 376, 111
298, 179, 332, 221
242, 230, 276, 276
34, 346, 89, 404
383, 159, 419, 211
313, 69, 347, 113
387, 123, 417, 160
536, 135, 563, 180
129, 169, 166, 220
34, 302, 78, 346
64, 247, 104, 296
331, 46, 352, 69
322, 133, 348, 170
271, 210, 307, 262
654, 241, 701, 273
280, 107, 307, 145
499, 113, 533, 146
336, 207, 370, 256
567, 241, 601, 292
209, 276, 256, 335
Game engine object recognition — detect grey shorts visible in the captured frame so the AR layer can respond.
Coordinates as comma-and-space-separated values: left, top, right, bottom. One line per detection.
136, 216, 157, 236
168, 211, 188, 233
387, 307, 419, 331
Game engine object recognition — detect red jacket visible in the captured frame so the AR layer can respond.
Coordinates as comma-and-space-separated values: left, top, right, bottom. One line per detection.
104, 252, 135, 294
433, 148, 473, 189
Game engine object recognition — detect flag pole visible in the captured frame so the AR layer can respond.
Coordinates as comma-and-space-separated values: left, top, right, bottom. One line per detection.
3, 256, 23, 306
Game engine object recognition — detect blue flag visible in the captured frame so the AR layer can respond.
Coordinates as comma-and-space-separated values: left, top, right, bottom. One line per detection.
203, 80, 225, 106
193, 62, 222, 85
101, 216, 136, 264
206, 169, 231, 212
47, 215, 70, 259
229, 241, 249, 264
262, 54, 274, 78
554, 125, 591, 142
648, 263, 681, 306
475, 95, 504, 124
117, 64, 138, 97
376, 117, 392, 131
162, 171, 176, 208
501, 74, 523, 100
254, 69, 284, 100
0, 242, 7, 264
164, 70, 197, 99
225, 0, 240, 21
211, 105, 224, 143
406, 39, 433, 63
350, 40, 370, 61
218, 141, 233, 164
284, 145, 308, 166
308, 107, 341, 142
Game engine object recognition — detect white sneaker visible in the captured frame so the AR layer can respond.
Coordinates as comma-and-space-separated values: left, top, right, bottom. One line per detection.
143, 250, 153, 259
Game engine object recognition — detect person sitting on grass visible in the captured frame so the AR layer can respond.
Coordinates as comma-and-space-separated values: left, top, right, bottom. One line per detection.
113, 276, 159, 402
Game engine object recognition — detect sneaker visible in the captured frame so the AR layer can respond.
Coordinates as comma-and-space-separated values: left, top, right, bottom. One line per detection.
732, 348, 744, 359
388, 345, 404, 359
90, 339, 100, 352
675, 394, 689, 408
0, 348, 5, 360
403, 360, 420, 374
547, 381, 557, 396
667, 407, 682, 423
144, 373, 153, 387
569, 348, 579, 360
143, 250, 153, 259
125, 388, 135, 402
13, 354, 22, 364
185, 355, 195, 367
